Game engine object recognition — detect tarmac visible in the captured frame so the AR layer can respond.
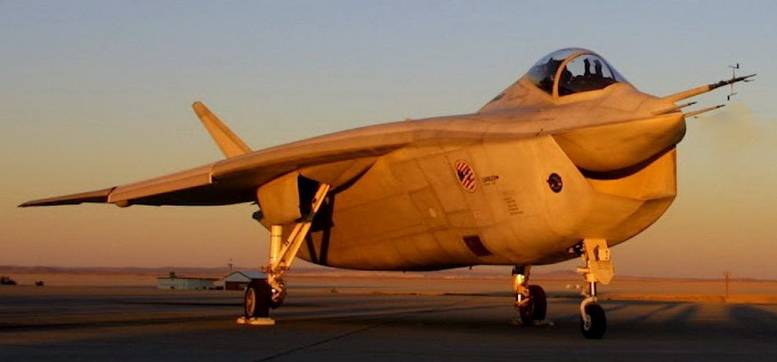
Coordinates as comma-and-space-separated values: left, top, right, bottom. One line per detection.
2, 276, 777, 361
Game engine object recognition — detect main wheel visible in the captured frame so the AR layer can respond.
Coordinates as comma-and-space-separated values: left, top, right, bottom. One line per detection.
518, 285, 547, 324
244, 280, 271, 318
580, 303, 606, 339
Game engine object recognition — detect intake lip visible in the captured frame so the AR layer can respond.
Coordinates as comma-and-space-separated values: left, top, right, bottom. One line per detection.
578, 145, 676, 180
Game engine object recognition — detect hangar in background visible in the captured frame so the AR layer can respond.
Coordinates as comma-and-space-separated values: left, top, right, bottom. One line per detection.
223, 271, 265, 291
157, 272, 218, 290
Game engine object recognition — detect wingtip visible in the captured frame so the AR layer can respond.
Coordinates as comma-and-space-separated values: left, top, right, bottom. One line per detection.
18, 198, 43, 207
18, 200, 51, 208
18, 200, 46, 208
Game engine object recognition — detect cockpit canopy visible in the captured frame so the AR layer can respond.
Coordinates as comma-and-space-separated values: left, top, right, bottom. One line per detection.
527, 48, 627, 97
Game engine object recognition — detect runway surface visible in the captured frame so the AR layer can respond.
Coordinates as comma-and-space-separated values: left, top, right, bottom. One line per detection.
2, 276, 777, 361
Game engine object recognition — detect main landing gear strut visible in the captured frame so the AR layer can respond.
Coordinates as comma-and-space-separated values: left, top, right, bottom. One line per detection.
239, 183, 331, 325
575, 238, 614, 339
513, 265, 547, 325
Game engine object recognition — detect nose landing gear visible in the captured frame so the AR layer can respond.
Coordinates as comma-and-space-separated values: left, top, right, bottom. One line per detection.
574, 238, 613, 339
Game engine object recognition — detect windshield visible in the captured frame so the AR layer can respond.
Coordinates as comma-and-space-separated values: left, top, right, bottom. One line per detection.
527, 48, 627, 96
526, 48, 578, 94
557, 54, 626, 95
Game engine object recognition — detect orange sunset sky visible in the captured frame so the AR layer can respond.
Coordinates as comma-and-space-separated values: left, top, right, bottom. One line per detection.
2, 2, 776, 278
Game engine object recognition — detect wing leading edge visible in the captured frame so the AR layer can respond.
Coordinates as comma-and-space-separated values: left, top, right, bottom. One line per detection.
19, 188, 115, 207
18, 108, 499, 208
21, 101, 664, 208
18, 143, 403, 208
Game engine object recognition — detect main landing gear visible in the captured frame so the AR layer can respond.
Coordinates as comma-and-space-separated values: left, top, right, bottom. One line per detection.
239, 183, 331, 325
512, 265, 547, 325
574, 238, 614, 339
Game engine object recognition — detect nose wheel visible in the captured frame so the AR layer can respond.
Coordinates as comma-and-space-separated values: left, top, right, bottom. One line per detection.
580, 297, 606, 339
573, 238, 614, 339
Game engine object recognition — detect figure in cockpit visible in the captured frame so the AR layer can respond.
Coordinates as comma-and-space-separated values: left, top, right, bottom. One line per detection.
593, 59, 604, 79
560, 66, 573, 86
584, 58, 591, 78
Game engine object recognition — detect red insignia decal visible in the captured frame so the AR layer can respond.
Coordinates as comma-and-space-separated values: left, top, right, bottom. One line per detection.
454, 160, 477, 193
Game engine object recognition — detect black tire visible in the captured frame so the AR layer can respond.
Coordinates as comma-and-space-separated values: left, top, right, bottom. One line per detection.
528, 285, 547, 321
244, 279, 271, 318
580, 303, 606, 339
518, 285, 547, 324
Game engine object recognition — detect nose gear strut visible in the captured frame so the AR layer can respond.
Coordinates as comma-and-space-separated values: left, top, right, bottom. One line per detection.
575, 238, 613, 339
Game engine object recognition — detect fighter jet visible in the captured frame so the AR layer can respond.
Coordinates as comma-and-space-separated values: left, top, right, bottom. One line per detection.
20, 48, 754, 338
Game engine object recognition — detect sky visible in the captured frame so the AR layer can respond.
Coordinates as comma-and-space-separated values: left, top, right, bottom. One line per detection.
1, 1, 775, 278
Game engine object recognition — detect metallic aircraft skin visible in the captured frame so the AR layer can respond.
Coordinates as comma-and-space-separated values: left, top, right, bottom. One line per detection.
22, 48, 745, 273
296, 84, 682, 270
297, 139, 678, 271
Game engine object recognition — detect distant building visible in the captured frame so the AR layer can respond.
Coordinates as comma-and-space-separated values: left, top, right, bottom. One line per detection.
157, 272, 217, 290
0, 276, 17, 286
223, 271, 265, 291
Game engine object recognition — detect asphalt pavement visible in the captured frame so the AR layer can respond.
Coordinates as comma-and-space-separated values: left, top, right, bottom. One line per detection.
2, 278, 777, 361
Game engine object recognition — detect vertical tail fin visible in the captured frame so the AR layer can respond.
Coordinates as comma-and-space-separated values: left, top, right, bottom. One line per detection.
192, 101, 252, 158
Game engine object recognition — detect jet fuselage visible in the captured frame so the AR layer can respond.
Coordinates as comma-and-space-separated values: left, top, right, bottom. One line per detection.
297, 80, 685, 270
